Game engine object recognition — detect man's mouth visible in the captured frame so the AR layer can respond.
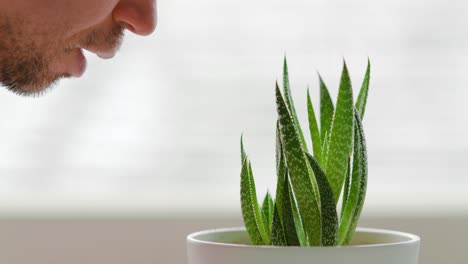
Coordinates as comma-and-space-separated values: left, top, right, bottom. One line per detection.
55, 47, 119, 78
83, 46, 118, 59
50, 44, 120, 78
74, 48, 87, 77
49, 48, 87, 78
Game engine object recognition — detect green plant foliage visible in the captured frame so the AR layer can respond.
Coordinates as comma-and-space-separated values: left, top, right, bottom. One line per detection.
283, 57, 308, 152
240, 58, 371, 247
338, 111, 368, 245
271, 124, 289, 246
307, 88, 322, 164
306, 153, 338, 246
270, 203, 287, 246
321, 130, 330, 166
319, 76, 334, 144
261, 192, 274, 236
356, 59, 371, 120
281, 172, 301, 246
324, 62, 355, 203
290, 187, 308, 246
341, 159, 352, 219
276, 82, 322, 246
342, 60, 371, 216
240, 139, 269, 245
275, 122, 286, 219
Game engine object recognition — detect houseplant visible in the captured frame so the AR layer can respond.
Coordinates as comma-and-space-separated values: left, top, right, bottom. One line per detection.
187, 58, 420, 264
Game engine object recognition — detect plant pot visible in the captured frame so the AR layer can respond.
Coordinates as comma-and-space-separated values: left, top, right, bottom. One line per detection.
187, 227, 420, 264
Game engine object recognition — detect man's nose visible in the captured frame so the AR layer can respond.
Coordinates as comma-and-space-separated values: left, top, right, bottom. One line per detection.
113, 0, 157, 36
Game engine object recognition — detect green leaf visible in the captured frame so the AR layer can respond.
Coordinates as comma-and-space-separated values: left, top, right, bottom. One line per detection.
289, 186, 308, 246
324, 62, 355, 202
307, 88, 322, 164
240, 145, 269, 245
356, 59, 371, 120
281, 171, 300, 246
270, 203, 287, 246
340, 158, 352, 219
283, 57, 309, 152
306, 153, 338, 246
275, 122, 286, 219
319, 75, 335, 144
271, 127, 288, 246
268, 194, 274, 229
275, 82, 322, 246
241, 134, 246, 165
322, 130, 330, 166
261, 191, 274, 236
338, 110, 368, 245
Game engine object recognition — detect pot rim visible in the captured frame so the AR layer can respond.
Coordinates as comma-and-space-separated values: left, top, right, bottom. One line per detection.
187, 227, 420, 249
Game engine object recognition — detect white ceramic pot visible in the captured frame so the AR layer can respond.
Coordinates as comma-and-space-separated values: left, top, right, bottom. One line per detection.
187, 227, 420, 264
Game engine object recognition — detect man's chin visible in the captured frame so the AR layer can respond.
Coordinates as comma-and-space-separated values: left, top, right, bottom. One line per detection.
2, 73, 71, 97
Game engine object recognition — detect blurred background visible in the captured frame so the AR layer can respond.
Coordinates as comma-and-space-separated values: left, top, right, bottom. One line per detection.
0, 0, 467, 263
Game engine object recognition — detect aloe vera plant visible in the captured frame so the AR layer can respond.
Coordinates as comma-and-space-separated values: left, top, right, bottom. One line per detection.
240, 58, 371, 246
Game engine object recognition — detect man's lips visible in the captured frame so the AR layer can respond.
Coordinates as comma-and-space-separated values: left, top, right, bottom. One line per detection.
73, 49, 87, 77
49, 48, 87, 78
51, 47, 117, 77
51, 46, 118, 78
82, 47, 118, 59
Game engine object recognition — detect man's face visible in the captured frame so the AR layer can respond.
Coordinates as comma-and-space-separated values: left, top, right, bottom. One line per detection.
0, 0, 157, 96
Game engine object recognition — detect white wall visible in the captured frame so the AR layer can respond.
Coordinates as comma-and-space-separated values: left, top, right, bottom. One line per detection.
0, 0, 467, 261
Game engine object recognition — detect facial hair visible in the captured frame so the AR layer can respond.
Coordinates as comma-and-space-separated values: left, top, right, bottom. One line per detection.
0, 16, 124, 97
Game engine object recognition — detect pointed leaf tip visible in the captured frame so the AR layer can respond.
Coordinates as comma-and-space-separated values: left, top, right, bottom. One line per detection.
280, 58, 309, 152
319, 76, 335, 157
356, 59, 371, 120
240, 135, 246, 165
270, 203, 287, 246
325, 61, 354, 202
261, 192, 274, 238
240, 158, 270, 245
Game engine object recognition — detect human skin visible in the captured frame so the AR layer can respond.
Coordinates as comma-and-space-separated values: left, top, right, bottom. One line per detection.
0, 0, 157, 96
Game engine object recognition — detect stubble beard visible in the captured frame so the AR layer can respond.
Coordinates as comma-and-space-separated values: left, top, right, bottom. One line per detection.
0, 15, 124, 97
